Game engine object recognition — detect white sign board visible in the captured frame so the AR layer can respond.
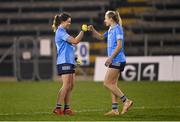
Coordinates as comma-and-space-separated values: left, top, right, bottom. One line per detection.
94, 57, 108, 82
40, 39, 51, 56
75, 42, 89, 65
94, 56, 179, 82
173, 56, 180, 81
124, 56, 173, 81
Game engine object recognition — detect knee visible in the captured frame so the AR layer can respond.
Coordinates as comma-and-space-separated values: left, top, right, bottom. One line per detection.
103, 81, 110, 88
66, 82, 74, 91
63, 84, 71, 91
70, 81, 74, 90
104, 80, 116, 88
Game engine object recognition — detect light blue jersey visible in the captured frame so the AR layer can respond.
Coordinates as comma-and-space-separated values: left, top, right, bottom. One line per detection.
55, 26, 75, 65
103, 24, 126, 63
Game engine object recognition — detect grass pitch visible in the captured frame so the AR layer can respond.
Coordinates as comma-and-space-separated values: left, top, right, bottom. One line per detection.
0, 81, 180, 121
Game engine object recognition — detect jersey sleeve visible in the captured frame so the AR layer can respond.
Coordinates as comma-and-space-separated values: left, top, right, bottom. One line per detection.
56, 30, 70, 42
61, 31, 70, 42
116, 26, 124, 41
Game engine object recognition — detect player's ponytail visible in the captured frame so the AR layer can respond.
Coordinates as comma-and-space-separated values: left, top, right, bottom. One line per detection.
52, 12, 71, 32
52, 15, 60, 32
115, 11, 122, 26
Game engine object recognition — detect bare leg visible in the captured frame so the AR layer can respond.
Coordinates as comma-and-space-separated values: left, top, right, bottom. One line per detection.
64, 73, 75, 105
104, 68, 124, 98
57, 74, 71, 105
111, 93, 118, 104
111, 77, 119, 104
104, 68, 123, 116
104, 68, 133, 115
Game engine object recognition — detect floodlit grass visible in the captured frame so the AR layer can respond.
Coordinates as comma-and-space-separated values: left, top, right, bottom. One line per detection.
0, 81, 180, 121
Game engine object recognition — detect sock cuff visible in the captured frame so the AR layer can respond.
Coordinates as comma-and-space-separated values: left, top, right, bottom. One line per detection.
56, 104, 62, 106
120, 95, 127, 103
112, 103, 118, 110
56, 104, 62, 109
112, 103, 118, 105
64, 104, 70, 109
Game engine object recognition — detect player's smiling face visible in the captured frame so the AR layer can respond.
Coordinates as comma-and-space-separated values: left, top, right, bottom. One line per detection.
104, 15, 111, 27
64, 18, 71, 29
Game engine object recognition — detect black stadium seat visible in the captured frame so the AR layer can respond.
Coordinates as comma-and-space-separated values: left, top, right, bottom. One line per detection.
0, 0, 180, 76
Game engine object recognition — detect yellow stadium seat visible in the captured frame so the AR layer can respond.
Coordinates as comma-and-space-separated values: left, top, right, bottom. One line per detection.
122, 18, 137, 25
117, 7, 153, 14
90, 55, 97, 63
90, 42, 107, 50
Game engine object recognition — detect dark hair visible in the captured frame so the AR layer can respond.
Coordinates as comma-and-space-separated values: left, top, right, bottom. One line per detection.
105, 11, 122, 25
52, 12, 71, 32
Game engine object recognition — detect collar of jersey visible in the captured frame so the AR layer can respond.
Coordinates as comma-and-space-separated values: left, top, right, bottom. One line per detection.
58, 25, 66, 32
109, 24, 118, 30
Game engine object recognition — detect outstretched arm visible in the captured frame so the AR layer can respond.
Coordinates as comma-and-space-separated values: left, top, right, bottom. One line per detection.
88, 25, 104, 41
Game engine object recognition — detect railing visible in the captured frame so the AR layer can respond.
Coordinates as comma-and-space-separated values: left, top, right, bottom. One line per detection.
0, 36, 56, 81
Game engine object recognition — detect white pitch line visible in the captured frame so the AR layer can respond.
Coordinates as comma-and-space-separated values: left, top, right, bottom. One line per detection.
132, 106, 180, 109
0, 106, 180, 116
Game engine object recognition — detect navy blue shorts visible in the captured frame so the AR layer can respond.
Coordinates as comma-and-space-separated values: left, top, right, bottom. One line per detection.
57, 63, 75, 76
108, 62, 126, 72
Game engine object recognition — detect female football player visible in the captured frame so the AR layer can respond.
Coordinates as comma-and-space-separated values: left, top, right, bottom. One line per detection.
88, 10, 133, 116
52, 12, 84, 115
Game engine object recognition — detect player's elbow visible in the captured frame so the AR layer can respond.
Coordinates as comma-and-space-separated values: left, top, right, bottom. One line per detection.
117, 45, 122, 50
74, 40, 80, 44
97, 36, 104, 41
117, 41, 122, 50
100, 36, 105, 41
69, 37, 79, 45
71, 40, 79, 45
